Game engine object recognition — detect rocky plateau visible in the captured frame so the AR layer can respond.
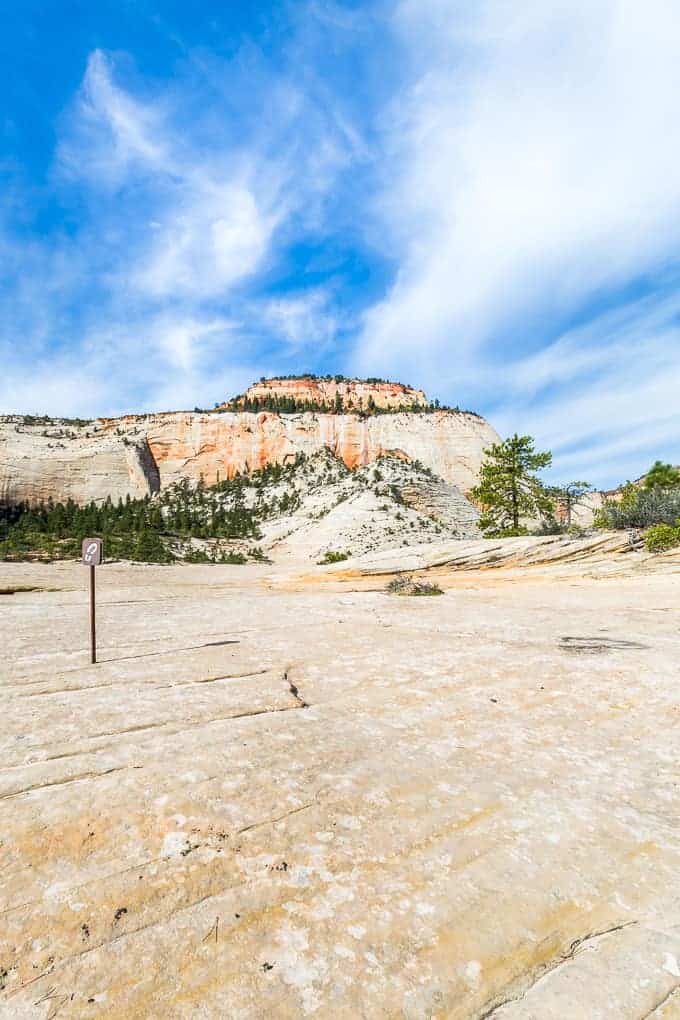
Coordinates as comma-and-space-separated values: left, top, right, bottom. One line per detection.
224, 376, 428, 411
0, 379, 499, 508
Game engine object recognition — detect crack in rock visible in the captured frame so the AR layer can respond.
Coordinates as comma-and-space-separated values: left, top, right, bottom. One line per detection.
237, 785, 327, 835
641, 983, 680, 1018
477, 921, 638, 1019
237, 800, 316, 835
284, 668, 309, 708
0, 765, 143, 802
559, 635, 648, 654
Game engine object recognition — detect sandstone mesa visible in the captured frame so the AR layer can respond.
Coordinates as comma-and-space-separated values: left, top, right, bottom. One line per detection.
0, 378, 499, 508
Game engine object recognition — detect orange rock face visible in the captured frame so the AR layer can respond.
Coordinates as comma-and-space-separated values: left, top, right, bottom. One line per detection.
228, 377, 427, 411
131, 408, 498, 492
0, 404, 500, 506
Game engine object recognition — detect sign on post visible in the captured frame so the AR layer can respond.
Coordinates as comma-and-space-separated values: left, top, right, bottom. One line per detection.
82, 538, 102, 566
82, 538, 103, 663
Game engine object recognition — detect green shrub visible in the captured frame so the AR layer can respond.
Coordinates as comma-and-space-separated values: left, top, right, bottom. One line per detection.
317, 550, 350, 565
531, 517, 565, 536
183, 546, 212, 564
485, 526, 529, 538
248, 546, 272, 563
219, 550, 247, 564
644, 522, 680, 553
596, 485, 680, 529
386, 575, 444, 596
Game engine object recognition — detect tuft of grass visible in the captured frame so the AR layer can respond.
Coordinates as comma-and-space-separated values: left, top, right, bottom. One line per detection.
385, 574, 444, 596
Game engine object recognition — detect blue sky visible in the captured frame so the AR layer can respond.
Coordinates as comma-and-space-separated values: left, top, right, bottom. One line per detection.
2, 0, 679, 487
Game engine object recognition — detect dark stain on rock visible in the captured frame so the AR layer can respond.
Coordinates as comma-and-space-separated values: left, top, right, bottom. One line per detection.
559, 636, 648, 654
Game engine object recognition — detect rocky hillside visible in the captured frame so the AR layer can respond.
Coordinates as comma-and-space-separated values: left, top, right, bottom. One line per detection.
1, 449, 481, 564
251, 449, 480, 561
0, 379, 499, 507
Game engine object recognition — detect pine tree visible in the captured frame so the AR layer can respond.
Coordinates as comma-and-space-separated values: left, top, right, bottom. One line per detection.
549, 480, 592, 526
643, 461, 680, 490
470, 434, 554, 536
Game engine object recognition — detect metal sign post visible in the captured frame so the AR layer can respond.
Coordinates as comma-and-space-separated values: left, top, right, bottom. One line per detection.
82, 538, 103, 664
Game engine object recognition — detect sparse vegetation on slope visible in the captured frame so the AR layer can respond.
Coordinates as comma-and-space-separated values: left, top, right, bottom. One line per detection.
221, 393, 473, 416
218, 375, 480, 416
595, 472, 680, 531
0, 449, 480, 563
588, 460, 680, 551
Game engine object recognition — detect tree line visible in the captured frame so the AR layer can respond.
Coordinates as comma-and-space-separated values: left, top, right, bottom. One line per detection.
3, 433, 678, 562
221, 393, 475, 416
0, 475, 265, 563
471, 435, 680, 551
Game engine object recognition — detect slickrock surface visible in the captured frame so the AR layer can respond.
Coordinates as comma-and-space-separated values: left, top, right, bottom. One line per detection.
320, 531, 670, 577
0, 408, 498, 506
1, 552, 679, 1018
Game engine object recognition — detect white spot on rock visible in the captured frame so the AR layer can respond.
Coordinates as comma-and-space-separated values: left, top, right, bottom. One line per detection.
337, 815, 362, 830
161, 831, 188, 858
663, 953, 680, 977
334, 945, 356, 960
465, 960, 482, 983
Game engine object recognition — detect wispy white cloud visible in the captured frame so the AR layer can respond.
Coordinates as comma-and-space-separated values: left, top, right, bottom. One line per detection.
256, 289, 339, 352
351, 0, 680, 484
135, 182, 281, 299
3, 3, 680, 489
2, 34, 359, 415
59, 50, 286, 300
488, 288, 680, 485
0, 312, 255, 417
58, 50, 167, 187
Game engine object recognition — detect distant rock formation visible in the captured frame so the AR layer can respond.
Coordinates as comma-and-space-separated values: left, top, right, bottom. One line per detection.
0, 380, 500, 506
223, 376, 428, 412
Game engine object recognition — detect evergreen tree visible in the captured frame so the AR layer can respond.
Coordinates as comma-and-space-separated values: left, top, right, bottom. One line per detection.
471, 434, 554, 536
643, 460, 680, 490
549, 480, 592, 526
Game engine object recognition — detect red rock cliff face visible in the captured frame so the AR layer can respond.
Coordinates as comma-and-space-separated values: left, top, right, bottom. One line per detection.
227, 378, 427, 410
129, 408, 499, 492
0, 401, 500, 505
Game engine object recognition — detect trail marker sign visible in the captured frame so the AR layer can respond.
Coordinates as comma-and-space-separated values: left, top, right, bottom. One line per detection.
82, 538, 103, 663
82, 538, 102, 566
